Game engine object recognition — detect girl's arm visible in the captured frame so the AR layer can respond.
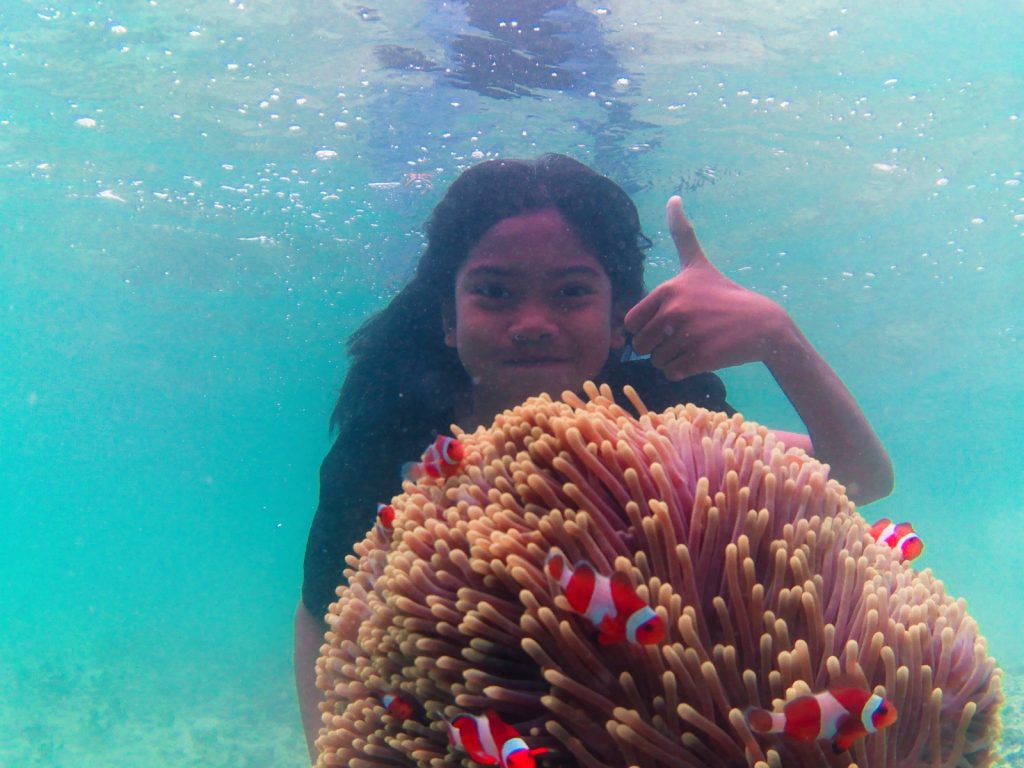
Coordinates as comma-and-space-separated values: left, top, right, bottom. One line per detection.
761, 319, 893, 503
625, 197, 893, 505
294, 602, 324, 765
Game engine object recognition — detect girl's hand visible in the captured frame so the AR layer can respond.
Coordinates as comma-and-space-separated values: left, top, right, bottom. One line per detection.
625, 196, 893, 504
624, 196, 795, 381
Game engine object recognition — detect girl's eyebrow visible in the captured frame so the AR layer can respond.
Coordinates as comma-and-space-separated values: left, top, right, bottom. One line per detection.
463, 265, 603, 279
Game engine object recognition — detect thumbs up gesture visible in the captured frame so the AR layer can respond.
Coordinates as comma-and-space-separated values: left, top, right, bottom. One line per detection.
624, 196, 793, 381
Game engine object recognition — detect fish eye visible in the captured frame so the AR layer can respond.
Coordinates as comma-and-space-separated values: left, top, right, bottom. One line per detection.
637, 619, 665, 643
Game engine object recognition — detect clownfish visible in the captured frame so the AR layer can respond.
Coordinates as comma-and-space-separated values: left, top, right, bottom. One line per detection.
544, 549, 665, 646
379, 691, 415, 721
402, 435, 464, 482
869, 518, 924, 561
746, 686, 898, 754
447, 709, 549, 768
376, 503, 396, 531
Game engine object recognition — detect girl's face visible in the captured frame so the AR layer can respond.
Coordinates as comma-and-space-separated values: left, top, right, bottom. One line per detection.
445, 207, 625, 424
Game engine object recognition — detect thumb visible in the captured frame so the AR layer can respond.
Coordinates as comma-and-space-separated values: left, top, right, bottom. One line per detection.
667, 195, 711, 271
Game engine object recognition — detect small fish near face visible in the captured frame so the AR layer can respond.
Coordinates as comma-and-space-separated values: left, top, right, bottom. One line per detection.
746, 686, 898, 754
869, 518, 924, 561
402, 435, 464, 483
447, 709, 549, 768
544, 548, 664, 646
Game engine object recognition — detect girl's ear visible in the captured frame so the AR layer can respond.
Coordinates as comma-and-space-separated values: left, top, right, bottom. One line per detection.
442, 305, 457, 347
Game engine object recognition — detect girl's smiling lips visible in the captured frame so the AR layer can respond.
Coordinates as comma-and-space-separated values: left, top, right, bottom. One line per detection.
503, 356, 571, 367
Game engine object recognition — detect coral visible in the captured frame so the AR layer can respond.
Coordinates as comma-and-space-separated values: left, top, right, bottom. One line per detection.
315, 384, 1002, 767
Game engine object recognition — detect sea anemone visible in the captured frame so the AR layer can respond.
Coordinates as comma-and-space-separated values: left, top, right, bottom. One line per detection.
315, 384, 1002, 767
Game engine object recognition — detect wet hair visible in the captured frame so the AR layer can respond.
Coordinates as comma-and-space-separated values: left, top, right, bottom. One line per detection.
330, 153, 652, 437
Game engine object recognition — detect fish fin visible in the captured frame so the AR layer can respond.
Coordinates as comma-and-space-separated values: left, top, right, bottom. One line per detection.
832, 732, 856, 754
745, 707, 775, 734
596, 616, 623, 645
829, 713, 861, 753
868, 518, 892, 538
609, 569, 644, 610
837, 711, 866, 737
483, 708, 517, 744
563, 559, 597, 612
401, 462, 421, 482
827, 673, 869, 691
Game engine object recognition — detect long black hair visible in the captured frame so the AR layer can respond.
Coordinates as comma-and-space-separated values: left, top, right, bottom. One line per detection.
330, 153, 652, 439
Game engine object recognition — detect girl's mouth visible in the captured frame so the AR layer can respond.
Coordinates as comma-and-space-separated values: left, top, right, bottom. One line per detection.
504, 357, 569, 367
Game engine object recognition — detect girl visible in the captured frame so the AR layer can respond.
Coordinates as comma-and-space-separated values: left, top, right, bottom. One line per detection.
294, 154, 892, 761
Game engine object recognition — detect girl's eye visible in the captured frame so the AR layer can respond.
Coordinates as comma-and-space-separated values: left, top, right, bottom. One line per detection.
472, 283, 511, 300
558, 284, 594, 299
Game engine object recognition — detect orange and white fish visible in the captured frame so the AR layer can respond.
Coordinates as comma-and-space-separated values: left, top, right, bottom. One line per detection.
402, 435, 464, 482
447, 709, 548, 768
376, 503, 396, 532
746, 686, 898, 754
380, 691, 415, 721
869, 518, 924, 561
544, 549, 665, 646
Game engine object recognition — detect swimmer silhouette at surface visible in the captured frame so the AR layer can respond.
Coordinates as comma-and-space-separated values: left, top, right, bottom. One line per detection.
293, 154, 893, 763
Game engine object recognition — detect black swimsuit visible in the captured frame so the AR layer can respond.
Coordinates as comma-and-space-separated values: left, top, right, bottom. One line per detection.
301, 361, 734, 618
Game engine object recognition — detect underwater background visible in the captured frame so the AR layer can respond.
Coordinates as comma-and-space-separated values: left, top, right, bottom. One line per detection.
1, 0, 1021, 765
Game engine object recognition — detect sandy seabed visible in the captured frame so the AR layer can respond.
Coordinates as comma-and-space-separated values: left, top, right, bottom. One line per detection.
0, 646, 307, 768
995, 668, 1024, 767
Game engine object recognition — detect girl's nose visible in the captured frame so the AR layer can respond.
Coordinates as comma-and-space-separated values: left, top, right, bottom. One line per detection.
508, 302, 557, 342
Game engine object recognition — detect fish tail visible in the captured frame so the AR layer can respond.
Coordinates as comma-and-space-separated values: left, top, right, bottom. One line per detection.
745, 707, 777, 734
544, 549, 566, 581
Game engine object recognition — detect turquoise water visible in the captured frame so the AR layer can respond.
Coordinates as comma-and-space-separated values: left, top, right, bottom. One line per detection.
1, 1, 1021, 765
